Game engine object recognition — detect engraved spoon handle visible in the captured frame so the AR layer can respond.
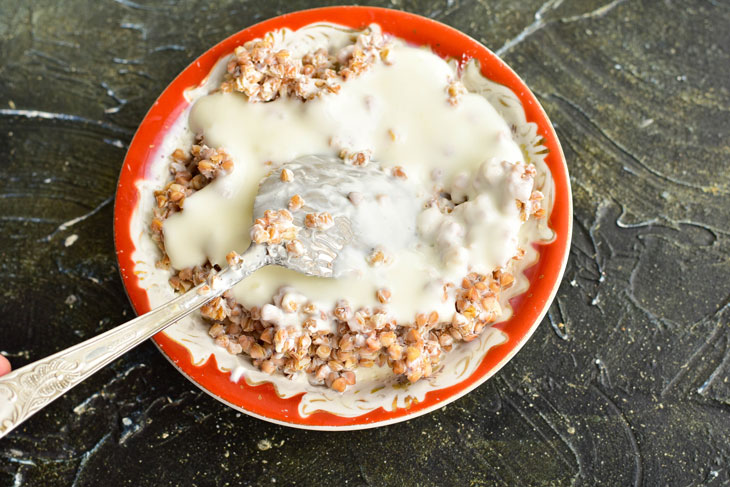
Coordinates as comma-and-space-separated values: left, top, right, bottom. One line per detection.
0, 245, 267, 440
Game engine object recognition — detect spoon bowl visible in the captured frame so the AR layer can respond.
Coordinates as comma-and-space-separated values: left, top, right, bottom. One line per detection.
254, 154, 417, 279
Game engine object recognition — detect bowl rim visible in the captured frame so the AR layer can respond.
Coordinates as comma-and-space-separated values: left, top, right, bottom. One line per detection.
113, 5, 572, 431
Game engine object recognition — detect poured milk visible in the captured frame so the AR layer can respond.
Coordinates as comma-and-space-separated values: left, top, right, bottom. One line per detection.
162, 35, 534, 330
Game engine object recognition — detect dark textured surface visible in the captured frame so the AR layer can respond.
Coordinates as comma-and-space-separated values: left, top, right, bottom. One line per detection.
1, 0, 728, 485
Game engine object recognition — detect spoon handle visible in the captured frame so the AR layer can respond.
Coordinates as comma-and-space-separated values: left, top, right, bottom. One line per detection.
0, 245, 266, 440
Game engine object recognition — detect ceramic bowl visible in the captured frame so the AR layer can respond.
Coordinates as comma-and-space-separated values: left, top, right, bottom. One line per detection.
114, 6, 572, 430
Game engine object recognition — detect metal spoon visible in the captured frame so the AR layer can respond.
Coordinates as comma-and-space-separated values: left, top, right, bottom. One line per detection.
0, 155, 409, 439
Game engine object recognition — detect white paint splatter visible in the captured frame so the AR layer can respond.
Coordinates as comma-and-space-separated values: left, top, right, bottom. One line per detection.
639, 118, 654, 128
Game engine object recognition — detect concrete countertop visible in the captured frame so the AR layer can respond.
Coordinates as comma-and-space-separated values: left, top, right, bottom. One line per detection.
1, 1, 728, 485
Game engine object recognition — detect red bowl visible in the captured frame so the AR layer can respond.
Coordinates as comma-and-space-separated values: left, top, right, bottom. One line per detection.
113, 6, 572, 430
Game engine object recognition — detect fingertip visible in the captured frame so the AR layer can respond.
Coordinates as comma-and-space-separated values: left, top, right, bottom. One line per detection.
0, 355, 10, 376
